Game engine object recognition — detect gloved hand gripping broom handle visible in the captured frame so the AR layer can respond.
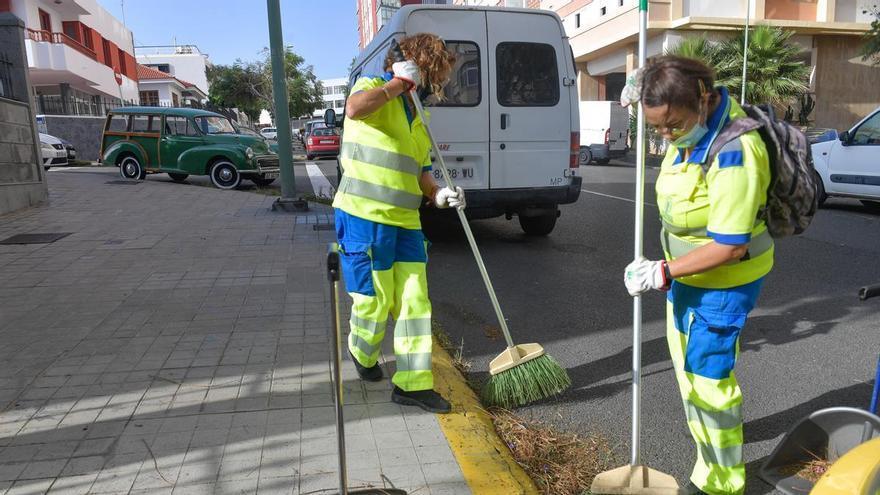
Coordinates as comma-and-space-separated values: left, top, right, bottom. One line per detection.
409, 93, 515, 350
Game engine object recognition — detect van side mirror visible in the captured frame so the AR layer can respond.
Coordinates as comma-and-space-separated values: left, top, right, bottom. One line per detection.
324, 109, 336, 128
839, 130, 850, 145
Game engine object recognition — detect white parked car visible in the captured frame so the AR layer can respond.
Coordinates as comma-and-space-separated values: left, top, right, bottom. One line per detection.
811, 106, 880, 209
349, 4, 582, 235
260, 127, 277, 140
40, 133, 68, 170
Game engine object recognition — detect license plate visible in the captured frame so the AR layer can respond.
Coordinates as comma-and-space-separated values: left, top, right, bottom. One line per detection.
320, 140, 334, 144
264, 172, 279, 179
432, 167, 474, 182
69, 151, 76, 158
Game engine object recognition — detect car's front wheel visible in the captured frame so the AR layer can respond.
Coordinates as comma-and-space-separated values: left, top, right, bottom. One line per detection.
209, 161, 241, 190
251, 175, 276, 187
519, 211, 558, 236
168, 173, 188, 183
578, 147, 592, 166
120, 155, 145, 180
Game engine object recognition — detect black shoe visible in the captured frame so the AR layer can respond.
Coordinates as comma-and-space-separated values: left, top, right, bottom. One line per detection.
349, 350, 383, 382
391, 386, 451, 414
683, 482, 710, 495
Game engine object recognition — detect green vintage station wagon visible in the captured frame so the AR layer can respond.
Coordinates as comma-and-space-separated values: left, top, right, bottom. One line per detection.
101, 107, 280, 189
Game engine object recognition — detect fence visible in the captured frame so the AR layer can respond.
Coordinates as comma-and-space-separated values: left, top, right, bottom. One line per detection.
32, 94, 246, 124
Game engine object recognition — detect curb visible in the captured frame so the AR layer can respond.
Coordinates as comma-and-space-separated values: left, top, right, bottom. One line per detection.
431, 338, 539, 495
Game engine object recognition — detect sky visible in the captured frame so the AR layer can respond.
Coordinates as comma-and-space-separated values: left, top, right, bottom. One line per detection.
98, 0, 359, 81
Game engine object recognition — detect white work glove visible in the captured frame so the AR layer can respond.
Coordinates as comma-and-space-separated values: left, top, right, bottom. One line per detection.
435, 186, 465, 210
392, 61, 421, 91
624, 258, 670, 296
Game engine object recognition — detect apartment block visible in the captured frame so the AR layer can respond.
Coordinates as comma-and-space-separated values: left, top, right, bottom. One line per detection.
315, 77, 348, 117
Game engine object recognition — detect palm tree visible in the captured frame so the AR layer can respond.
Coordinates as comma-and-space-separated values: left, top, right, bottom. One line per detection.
667, 26, 810, 108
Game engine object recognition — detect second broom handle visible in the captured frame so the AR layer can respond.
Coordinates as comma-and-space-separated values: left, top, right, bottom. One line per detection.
410, 94, 515, 349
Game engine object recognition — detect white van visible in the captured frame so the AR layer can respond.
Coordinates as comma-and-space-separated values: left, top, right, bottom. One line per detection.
578, 101, 629, 165
346, 4, 581, 235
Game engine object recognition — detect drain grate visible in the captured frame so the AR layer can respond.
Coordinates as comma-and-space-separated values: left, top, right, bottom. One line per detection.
313, 224, 334, 231
105, 180, 141, 185
0, 233, 73, 245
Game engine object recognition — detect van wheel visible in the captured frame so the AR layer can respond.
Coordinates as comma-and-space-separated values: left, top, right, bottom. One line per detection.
120, 156, 145, 180
209, 161, 241, 190
168, 173, 188, 182
814, 171, 827, 207
578, 148, 592, 166
519, 212, 557, 236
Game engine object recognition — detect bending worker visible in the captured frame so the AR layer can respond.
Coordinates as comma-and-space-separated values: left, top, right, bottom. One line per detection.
623, 56, 774, 495
333, 34, 461, 414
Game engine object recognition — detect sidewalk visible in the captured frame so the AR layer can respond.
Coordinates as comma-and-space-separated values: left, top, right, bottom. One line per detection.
0, 168, 476, 494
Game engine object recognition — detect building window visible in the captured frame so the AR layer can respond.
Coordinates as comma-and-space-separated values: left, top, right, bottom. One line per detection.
172, 93, 180, 107
575, 13, 580, 28
619, 0, 624, 6
600, 7, 607, 15
38, 9, 51, 32
117, 48, 126, 74
81, 26, 94, 50
496, 42, 559, 107
103, 39, 112, 68
140, 90, 159, 106
62, 22, 80, 41
147, 64, 171, 74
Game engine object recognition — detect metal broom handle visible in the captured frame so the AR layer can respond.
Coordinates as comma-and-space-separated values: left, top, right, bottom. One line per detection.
391, 42, 514, 349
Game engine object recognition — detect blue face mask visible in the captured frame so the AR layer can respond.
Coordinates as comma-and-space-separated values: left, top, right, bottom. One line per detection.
670, 122, 708, 149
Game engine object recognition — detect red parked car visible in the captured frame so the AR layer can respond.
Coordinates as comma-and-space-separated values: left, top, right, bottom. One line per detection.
305, 127, 340, 160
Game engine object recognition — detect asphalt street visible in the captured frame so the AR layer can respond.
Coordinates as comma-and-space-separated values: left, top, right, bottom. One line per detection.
423, 162, 880, 493
68, 158, 880, 493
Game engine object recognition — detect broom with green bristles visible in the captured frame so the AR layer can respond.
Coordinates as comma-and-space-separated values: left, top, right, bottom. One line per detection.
391, 41, 571, 410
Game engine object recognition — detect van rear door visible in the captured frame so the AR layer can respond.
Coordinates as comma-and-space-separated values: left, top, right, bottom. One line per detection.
487, 11, 569, 189
406, 9, 489, 190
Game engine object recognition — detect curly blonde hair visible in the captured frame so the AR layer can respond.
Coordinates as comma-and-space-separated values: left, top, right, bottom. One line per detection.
385, 33, 455, 99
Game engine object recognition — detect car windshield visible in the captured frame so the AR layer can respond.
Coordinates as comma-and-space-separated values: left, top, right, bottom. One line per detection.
195, 116, 237, 135
313, 128, 338, 136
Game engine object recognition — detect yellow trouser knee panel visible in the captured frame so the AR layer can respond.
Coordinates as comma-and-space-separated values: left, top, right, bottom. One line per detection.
667, 299, 745, 495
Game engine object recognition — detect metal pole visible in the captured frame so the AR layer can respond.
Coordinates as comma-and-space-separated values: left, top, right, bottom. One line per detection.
741, 0, 751, 105
631, 0, 648, 467
266, 0, 296, 199
327, 248, 348, 495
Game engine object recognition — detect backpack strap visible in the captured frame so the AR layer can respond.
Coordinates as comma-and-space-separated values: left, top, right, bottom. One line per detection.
701, 117, 762, 175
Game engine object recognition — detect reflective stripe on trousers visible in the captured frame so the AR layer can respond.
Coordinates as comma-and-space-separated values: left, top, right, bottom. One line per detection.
665, 279, 763, 495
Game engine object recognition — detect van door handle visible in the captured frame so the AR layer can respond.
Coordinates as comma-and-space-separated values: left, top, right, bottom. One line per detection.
501, 113, 509, 130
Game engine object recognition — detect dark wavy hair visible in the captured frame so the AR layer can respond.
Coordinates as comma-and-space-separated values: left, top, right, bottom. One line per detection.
640, 55, 718, 112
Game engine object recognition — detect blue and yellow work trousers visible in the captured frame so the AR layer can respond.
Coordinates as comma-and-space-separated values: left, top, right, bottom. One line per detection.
667, 279, 763, 495
335, 210, 433, 392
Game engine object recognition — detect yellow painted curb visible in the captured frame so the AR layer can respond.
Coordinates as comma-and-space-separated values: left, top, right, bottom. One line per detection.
431, 338, 539, 495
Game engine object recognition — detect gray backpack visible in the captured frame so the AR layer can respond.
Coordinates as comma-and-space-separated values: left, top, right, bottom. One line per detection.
707, 104, 819, 238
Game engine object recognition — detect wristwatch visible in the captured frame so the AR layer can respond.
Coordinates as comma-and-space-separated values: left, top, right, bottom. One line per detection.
661, 261, 673, 291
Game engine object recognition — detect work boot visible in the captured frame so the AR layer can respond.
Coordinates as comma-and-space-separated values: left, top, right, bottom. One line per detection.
349, 350, 383, 382
683, 482, 710, 495
391, 386, 451, 414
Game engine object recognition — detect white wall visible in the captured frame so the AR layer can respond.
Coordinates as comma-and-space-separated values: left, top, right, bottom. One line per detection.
138, 80, 183, 106
683, 0, 747, 18
136, 54, 210, 95
76, 0, 135, 52
835, 0, 876, 23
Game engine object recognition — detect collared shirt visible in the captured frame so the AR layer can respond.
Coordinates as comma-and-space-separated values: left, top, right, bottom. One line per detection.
655, 87, 774, 289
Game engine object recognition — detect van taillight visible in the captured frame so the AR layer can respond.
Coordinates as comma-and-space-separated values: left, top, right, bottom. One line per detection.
604, 128, 610, 145
570, 132, 580, 168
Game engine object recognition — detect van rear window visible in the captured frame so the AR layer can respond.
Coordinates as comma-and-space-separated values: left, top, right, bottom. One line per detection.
496, 42, 559, 107
425, 42, 481, 108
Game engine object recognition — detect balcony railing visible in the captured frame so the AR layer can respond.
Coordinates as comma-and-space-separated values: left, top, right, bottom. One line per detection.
26, 29, 97, 61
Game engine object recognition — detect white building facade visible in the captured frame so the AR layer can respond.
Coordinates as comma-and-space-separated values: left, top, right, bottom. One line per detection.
315, 77, 348, 117
3, 0, 140, 115
136, 64, 207, 108
135, 45, 211, 96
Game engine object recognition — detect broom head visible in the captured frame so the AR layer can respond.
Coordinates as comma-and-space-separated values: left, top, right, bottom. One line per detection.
483, 344, 571, 408
591, 465, 680, 494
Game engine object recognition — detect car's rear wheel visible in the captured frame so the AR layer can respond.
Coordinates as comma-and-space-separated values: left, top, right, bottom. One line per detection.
209, 161, 240, 190
578, 147, 592, 166
120, 156, 145, 180
168, 173, 188, 182
519, 211, 558, 236
306, 154, 314, 161
251, 175, 276, 187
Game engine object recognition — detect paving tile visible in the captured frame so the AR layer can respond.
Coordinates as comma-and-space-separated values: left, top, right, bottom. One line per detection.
46, 473, 98, 494
19, 459, 68, 479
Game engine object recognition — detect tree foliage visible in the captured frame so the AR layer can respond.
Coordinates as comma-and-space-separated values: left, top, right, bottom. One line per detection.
667, 26, 810, 108
861, 4, 880, 65
206, 46, 323, 122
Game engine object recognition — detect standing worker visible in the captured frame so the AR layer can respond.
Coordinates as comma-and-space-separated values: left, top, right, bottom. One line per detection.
622, 56, 774, 495
333, 34, 461, 414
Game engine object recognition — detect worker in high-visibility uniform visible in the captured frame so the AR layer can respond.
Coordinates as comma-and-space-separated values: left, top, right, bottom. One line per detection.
333, 34, 460, 413
623, 56, 774, 495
